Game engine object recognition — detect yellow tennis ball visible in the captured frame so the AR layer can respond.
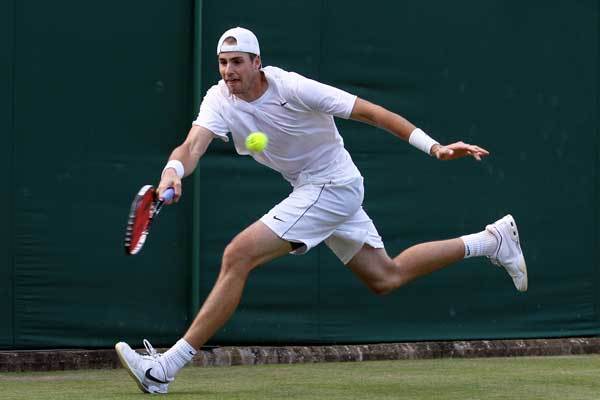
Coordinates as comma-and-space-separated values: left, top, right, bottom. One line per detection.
245, 131, 268, 152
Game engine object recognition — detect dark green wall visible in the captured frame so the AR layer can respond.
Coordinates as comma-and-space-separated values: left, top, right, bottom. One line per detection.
1, 0, 15, 348
2, 0, 195, 349
198, 0, 599, 343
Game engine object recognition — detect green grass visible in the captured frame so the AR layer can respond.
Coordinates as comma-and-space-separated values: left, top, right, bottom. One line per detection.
1, 355, 599, 399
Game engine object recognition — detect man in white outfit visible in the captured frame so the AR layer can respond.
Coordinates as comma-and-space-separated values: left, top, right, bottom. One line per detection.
116, 27, 527, 394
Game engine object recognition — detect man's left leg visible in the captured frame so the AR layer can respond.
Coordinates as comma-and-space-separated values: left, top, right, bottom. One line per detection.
346, 214, 528, 294
346, 238, 465, 295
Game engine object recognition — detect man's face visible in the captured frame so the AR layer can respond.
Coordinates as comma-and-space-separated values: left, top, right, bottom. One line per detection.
218, 52, 260, 95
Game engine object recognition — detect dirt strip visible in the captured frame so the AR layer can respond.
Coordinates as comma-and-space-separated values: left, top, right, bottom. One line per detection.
1, 337, 599, 372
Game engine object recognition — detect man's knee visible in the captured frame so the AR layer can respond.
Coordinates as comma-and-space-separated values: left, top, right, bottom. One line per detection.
221, 241, 256, 277
351, 257, 400, 296
366, 279, 396, 296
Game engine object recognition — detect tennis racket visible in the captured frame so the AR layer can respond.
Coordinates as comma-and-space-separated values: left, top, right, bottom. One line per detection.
123, 185, 175, 255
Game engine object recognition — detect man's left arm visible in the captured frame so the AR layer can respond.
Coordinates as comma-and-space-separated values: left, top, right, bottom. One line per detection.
349, 98, 489, 161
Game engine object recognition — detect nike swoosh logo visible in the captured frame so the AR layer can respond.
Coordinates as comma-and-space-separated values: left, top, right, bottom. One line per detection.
273, 215, 285, 222
145, 368, 169, 384
280, 101, 287, 107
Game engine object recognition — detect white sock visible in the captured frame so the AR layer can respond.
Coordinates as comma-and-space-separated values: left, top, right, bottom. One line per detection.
160, 338, 197, 379
460, 230, 498, 258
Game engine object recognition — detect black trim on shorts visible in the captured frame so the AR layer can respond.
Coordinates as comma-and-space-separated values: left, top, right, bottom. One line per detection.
289, 241, 304, 250
281, 183, 327, 242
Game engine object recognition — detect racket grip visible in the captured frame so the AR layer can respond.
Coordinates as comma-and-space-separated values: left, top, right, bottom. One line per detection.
161, 187, 175, 201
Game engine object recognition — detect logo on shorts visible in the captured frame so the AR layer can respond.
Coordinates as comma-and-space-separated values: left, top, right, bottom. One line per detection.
273, 215, 285, 222
279, 101, 288, 107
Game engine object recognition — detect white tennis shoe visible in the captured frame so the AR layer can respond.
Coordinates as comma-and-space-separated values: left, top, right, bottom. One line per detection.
115, 339, 172, 394
486, 214, 528, 292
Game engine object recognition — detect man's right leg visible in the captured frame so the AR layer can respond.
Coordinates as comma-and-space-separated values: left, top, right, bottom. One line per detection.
183, 220, 292, 349
115, 220, 291, 393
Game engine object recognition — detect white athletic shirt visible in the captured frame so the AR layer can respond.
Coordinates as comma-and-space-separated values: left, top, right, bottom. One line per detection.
193, 66, 361, 187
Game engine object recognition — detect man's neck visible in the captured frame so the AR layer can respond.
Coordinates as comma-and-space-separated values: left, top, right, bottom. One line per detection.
236, 71, 268, 102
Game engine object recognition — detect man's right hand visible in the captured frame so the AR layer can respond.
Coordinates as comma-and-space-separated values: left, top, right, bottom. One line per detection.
155, 125, 215, 205
157, 168, 182, 204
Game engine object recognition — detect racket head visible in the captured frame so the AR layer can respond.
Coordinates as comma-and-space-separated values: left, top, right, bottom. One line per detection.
124, 185, 157, 255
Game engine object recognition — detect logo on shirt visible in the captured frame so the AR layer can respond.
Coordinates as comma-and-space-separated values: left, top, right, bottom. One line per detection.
273, 215, 285, 222
279, 101, 288, 107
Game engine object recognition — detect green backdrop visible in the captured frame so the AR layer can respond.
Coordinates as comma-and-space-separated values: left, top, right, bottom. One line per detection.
1, 0, 195, 349
1, 0, 15, 349
0, 0, 598, 349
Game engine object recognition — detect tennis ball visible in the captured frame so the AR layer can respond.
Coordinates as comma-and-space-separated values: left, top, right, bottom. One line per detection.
245, 131, 268, 152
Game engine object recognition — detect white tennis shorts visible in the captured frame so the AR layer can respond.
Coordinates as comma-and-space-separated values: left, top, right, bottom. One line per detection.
260, 177, 384, 264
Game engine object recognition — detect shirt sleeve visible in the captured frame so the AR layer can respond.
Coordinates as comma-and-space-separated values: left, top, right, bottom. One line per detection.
289, 72, 357, 119
192, 85, 230, 142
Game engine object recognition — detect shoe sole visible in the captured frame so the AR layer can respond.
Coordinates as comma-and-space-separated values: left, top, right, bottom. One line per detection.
505, 214, 528, 292
517, 253, 528, 291
115, 342, 151, 394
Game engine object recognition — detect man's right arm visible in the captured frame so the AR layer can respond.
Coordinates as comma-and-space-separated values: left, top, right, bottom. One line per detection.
158, 125, 214, 202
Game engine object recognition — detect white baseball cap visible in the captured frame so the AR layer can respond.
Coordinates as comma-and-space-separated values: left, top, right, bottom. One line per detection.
216, 27, 260, 56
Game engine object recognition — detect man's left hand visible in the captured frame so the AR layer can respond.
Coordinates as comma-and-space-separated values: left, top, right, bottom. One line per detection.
431, 142, 490, 161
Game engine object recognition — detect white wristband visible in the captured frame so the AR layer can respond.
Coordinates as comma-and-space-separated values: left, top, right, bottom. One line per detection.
162, 160, 185, 178
408, 128, 439, 156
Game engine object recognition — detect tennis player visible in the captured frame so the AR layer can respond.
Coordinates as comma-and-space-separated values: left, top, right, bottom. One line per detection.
115, 27, 527, 394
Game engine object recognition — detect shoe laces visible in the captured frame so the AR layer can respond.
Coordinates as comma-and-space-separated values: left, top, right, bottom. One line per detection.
143, 339, 159, 359
142, 339, 171, 383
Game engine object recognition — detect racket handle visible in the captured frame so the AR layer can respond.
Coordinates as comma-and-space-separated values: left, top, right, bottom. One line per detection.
155, 187, 175, 215
161, 187, 175, 202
